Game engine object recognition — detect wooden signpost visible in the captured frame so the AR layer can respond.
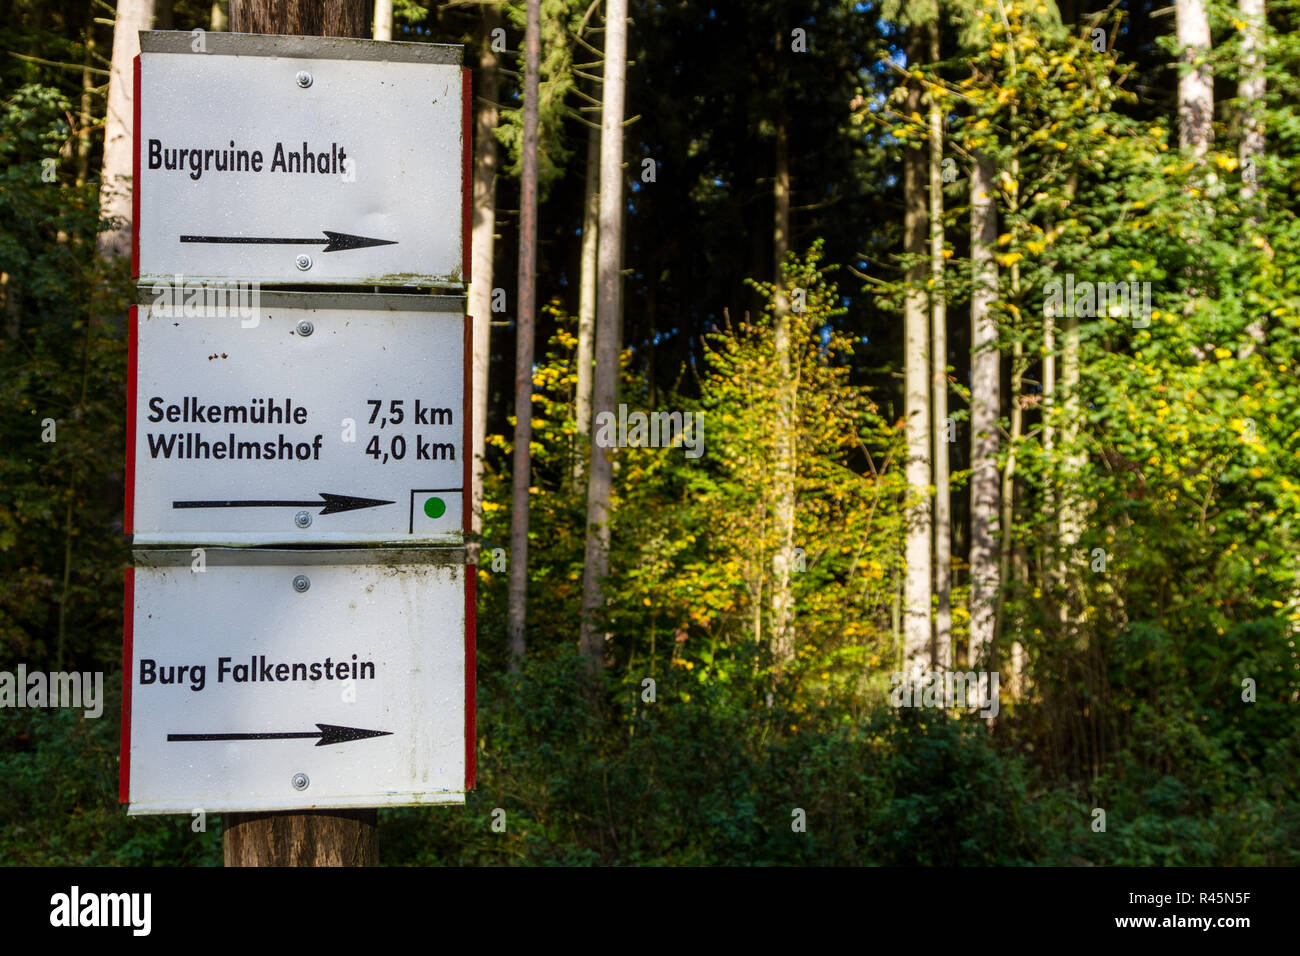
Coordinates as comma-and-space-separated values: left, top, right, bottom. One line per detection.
124, 4, 473, 866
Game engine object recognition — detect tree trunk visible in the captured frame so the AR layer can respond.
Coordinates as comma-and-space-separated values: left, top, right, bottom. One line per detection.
902, 27, 932, 685
579, 0, 628, 670
373, 0, 392, 40
97, 0, 155, 259
927, 21, 950, 672
1176, 0, 1213, 156
574, 104, 601, 483
770, 109, 797, 673
1058, 174, 1084, 619
1239, 0, 1267, 353
228, 0, 367, 35
222, 0, 374, 868
211, 1, 227, 31
507, 0, 541, 671
223, 811, 377, 866
469, 4, 502, 534
76, 30, 94, 187
1238, 0, 1265, 200
968, 152, 1000, 673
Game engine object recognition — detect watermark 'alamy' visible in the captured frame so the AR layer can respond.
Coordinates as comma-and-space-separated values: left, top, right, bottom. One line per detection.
594, 404, 705, 459
0, 664, 103, 718
50, 886, 150, 936
151, 275, 260, 328
1043, 273, 1152, 328
890, 670, 1000, 718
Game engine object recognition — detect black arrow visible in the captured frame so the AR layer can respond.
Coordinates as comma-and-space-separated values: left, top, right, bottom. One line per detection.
172, 492, 395, 515
168, 723, 392, 747
179, 230, 397, 253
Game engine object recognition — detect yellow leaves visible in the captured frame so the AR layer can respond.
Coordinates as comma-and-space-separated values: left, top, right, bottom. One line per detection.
1214, 154, 1239, 171
942, 248, 954, 259
1232, 16, 1248, 30
996, 252, 1023, 267
997, 233, 1013, 246
1053, 141, 1068, 151
1026, 240, 1046, 256
1214, 347, 1233, 360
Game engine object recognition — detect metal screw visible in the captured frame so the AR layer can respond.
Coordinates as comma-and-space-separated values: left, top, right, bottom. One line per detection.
292, 574, 310, 593
295, 254, 312, 271
291, 773, 309, 791
296, 319, 314, 336
296, 71, 313, 89
295, 510, 312, 528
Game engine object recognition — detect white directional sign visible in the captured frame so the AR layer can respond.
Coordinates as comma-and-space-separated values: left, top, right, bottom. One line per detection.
128, 292, 468, 546
134, 32, 467, 287
122, 549, 474, 814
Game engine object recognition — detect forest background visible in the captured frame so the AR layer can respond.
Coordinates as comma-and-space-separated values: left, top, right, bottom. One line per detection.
1, 0, 1298, 865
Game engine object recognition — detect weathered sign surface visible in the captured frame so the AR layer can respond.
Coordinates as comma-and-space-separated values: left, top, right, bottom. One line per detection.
127, 292, 469, 547
122, 549, 475, 814
134, 32, 469, 288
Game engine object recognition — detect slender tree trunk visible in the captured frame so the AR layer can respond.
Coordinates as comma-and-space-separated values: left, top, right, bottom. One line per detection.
968, 153, 1000, 673
1058, 174, 1084, 619
574, 106, 601, 483
1238, 0, 1265, 201
1176, 0, 1214, 156
373, 0, 392, 40
927, 21, 950, 671
507, 0, 541, 671
469, 4, 502, 534
1239, 0, 1267, 352
770, 109, 797, 672
579, 0, 628, 669
76, 31, 94, 187
211, 1, 227, 31
902, 28, 932, 684
223, 0, 377, 867
97, 0, 155, 259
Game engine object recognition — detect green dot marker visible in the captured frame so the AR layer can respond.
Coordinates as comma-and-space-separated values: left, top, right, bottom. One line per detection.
424, 496, 446, 520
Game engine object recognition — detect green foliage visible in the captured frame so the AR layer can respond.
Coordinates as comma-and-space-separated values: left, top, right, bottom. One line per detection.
0, 676, 222, 866
496, 0, 587, 195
